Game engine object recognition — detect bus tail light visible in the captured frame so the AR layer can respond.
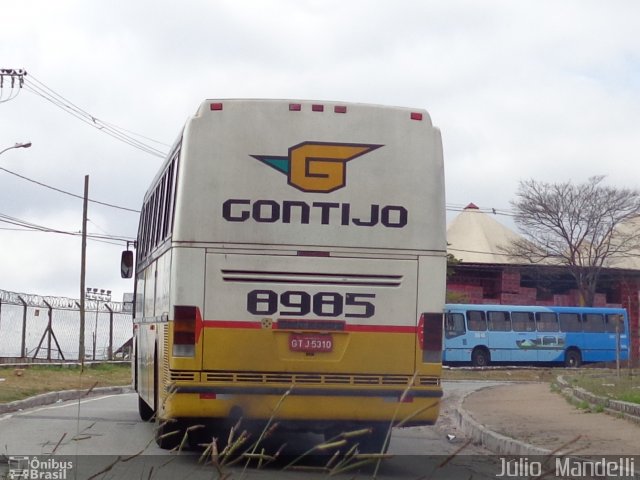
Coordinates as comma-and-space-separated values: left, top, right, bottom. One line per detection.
173, 305, 199, 357
420, 312, 443, 362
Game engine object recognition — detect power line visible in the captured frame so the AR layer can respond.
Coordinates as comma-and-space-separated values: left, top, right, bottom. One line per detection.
23, 73, 169, 159
0, 165, 140, 213
0, 211, 135, 246
446, 204, 516, 217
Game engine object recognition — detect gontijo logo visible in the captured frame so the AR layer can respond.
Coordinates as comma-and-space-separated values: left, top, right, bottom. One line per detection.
251, 141, 383, 193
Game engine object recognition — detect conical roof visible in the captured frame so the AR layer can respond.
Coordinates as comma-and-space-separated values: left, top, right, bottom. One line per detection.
447, 203, 523, 264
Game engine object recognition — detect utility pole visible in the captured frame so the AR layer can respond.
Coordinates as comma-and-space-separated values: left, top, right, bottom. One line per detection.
0, 69, 27, 103
79, 175, 89, 365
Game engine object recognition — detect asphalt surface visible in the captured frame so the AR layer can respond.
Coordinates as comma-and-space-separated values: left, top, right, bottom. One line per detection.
2, 380, 638, 479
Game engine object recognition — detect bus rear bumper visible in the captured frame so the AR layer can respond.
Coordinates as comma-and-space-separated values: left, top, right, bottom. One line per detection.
161, 385, 443, 426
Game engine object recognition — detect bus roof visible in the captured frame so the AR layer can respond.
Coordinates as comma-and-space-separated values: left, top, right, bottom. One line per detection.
445, 304, 627, 314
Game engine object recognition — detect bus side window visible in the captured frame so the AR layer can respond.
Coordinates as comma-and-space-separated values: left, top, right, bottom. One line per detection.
445, 313, 466, 338
488, 311, 511, 331
559, 313, 581, 332
582, 313, 605, 333
536, 312, 559, 332
512, 311, 535, 332
605, 314, 625, 334
467, 310, 487, 331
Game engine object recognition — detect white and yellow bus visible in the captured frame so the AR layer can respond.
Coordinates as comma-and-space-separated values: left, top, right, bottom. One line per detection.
122, 99, 446, 452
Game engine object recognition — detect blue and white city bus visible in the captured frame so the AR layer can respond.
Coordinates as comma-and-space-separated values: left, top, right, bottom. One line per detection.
444, 304, 629, 367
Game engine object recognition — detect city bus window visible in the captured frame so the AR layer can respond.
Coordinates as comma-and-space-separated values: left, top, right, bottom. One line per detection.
536, 312, 559, 332
582, 313, 605, 332
604, 314, 626, 334
512, 311, 535, 332
445, 313, 466, 338
467, 310, 487, 331
559, 313, 581, 332
488, 311, 511, 331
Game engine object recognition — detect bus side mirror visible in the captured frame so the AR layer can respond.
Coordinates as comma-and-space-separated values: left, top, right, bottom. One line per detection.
121, 250, 134, 279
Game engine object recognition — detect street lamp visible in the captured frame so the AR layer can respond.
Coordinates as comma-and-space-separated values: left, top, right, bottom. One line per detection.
0, 142, 31, 156
85, 287, 112, 360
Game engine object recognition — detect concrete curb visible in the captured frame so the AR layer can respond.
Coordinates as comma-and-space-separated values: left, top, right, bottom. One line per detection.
454, 384, 553, 456
0, 385, 133, 415
555, 375, 640, 425
455, 380, 640, 456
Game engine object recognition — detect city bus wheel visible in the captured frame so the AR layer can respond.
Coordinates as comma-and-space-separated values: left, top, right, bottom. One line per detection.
138, 395, 154, 422
471, 347, 490, 367
564, 349, 582, 368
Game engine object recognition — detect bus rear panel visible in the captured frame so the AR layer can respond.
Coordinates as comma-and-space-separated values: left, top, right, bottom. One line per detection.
132, 99, 447, 449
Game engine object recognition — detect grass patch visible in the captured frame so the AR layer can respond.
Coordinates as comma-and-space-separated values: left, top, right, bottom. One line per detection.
563, 368, 640, 405
442, 367, 559, 383
620, 392, 640, 403
576, 400, 590, 410
0, 363, 131, 403
443, 366, 640, 405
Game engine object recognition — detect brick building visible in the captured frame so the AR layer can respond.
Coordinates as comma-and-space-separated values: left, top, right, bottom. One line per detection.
446, 203, 640, 361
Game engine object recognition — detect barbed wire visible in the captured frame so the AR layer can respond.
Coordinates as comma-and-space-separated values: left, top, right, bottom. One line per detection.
0, 288, 128, 312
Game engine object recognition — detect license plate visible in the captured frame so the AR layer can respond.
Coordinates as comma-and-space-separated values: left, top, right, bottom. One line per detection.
289, 334, 333, 353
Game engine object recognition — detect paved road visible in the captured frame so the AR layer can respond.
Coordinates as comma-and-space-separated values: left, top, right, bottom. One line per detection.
0, 383, 507, 479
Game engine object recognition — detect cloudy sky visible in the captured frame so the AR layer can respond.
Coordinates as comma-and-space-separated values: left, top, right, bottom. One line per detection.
2, 0, 640, 302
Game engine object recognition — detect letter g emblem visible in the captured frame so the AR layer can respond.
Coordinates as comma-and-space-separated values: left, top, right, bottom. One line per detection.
252, 142, 382, 193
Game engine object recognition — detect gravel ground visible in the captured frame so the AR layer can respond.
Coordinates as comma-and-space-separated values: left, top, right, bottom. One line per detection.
462, 382, 639, 456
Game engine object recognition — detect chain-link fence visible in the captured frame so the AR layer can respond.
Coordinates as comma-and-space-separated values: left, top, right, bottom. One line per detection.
0, 289, 132, 362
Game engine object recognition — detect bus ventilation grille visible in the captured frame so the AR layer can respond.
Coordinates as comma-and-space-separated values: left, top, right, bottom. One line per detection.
221, 269, 402, 287
162, 329, 170, 386
204, 371, 440, 387
170, 371, 197, 381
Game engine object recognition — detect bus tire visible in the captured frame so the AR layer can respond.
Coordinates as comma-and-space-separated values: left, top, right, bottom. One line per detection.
564, 348, 582, 368
138, 395, 154, 422
471, 347, 490, 367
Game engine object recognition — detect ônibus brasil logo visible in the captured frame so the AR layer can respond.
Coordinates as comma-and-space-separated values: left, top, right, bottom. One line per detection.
251, 142, 383, 193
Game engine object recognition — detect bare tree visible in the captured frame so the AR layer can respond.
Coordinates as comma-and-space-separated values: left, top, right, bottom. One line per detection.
504, 175, 640, 306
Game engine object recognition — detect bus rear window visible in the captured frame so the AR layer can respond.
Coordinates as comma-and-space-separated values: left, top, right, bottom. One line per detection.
467, 311, 487, 331
604, 314, 625, 334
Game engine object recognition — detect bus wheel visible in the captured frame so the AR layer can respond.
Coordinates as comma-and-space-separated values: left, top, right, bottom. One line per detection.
138, 395, 154, 422
564, 349, 582, 368
471, 347, 490, 367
